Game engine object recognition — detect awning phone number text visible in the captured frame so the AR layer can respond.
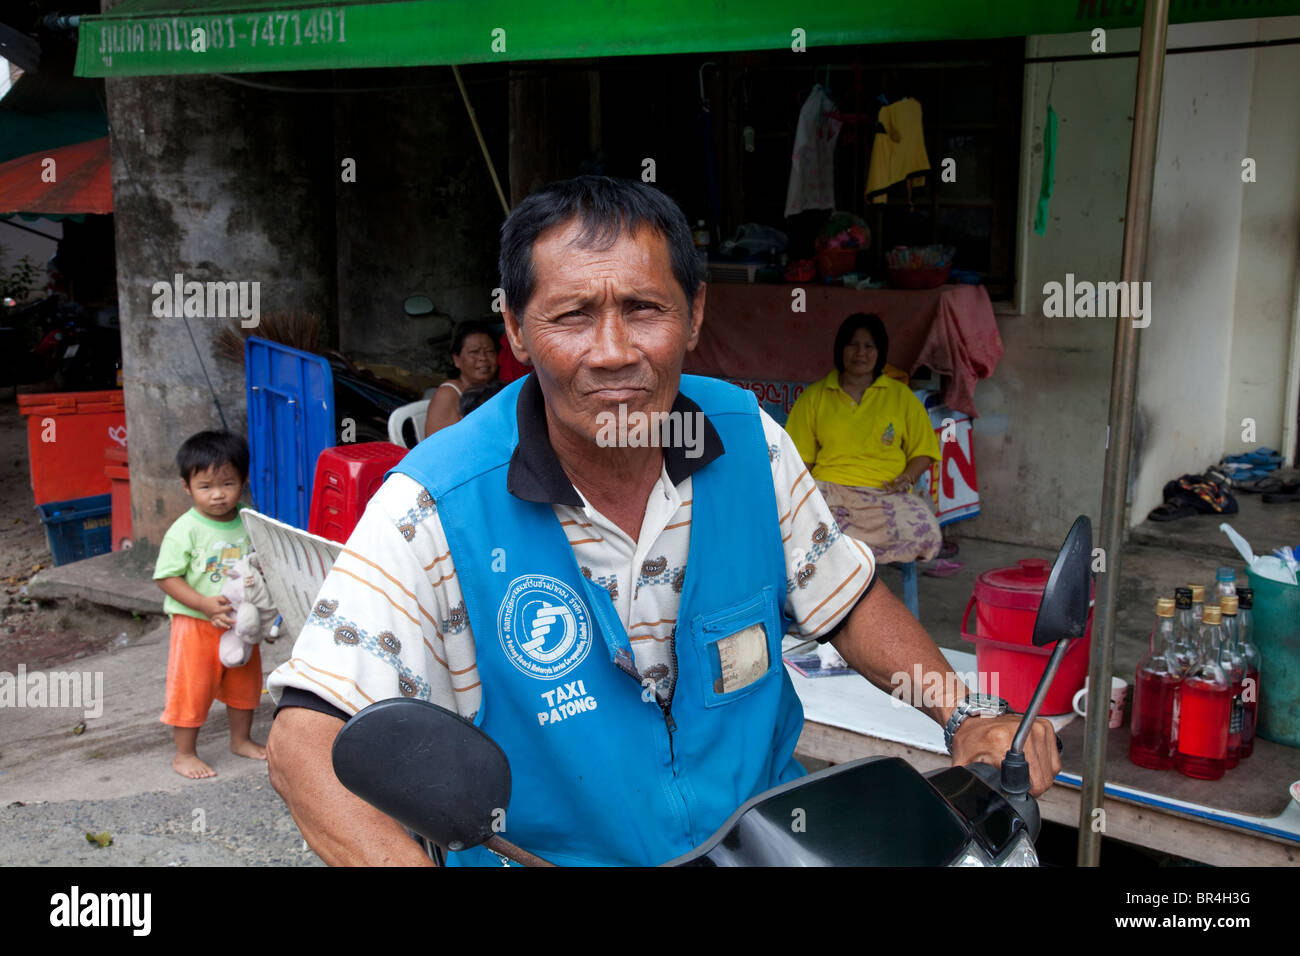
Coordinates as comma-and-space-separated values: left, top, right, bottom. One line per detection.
97, 9, 347, 64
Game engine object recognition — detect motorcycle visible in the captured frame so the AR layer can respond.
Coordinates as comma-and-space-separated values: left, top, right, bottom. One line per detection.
329, 516, 1093, 867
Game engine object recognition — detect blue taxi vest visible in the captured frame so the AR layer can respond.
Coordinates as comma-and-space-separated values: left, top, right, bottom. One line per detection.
390, 374, 806, 866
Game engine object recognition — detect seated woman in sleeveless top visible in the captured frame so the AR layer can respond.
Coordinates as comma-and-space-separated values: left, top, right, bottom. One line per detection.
424, 320, 501, 437
784, 313, 943, 566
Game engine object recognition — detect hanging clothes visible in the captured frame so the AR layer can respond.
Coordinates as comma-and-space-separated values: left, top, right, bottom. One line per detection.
865, 97, 931, 204
785, 84, 843, 217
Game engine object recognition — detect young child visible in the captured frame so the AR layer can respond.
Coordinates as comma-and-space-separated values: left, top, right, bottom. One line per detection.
154, 430, 265, 779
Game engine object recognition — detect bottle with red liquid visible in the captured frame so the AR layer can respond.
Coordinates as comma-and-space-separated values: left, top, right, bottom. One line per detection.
1218, 595, 1245, 768
1129, 597, 1180, 769
1167, 587, 1200, 751
1174, 604, 1232, 780
1169, 588, 1200, 673
1236, 587, 1261, 758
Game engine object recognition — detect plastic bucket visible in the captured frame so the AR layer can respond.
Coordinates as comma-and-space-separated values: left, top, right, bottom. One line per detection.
960, 558, 1094, 715
1245, 569, 1300, 747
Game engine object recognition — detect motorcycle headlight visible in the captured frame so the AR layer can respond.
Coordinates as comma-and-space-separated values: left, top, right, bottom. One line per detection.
948, 842, 994, 867
994, 832, 1039, 867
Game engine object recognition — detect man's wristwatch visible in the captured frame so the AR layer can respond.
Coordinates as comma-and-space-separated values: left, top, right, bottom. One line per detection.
943, 694, 1011, 754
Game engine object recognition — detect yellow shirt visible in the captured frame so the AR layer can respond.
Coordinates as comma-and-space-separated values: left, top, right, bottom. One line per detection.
785, 370, 941, 489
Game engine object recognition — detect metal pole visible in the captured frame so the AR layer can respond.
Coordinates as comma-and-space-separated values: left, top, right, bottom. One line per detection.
1077, 0, 1170, 866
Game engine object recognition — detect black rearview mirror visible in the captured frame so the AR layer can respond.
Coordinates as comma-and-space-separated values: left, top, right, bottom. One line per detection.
331, 698, 510, 852
1031, 515, 1093, 648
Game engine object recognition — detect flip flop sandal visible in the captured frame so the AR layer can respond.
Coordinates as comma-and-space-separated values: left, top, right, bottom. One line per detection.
923, 558, 964, 578
938, 540, 959, 560
1148, 501, 1199, 521
1236, 476, 1287, 494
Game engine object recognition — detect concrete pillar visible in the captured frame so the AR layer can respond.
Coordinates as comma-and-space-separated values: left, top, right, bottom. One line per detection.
105, 72, 336, 550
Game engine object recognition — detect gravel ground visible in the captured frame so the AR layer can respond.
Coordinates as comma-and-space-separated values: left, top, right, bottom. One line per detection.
0, 772, 323, 866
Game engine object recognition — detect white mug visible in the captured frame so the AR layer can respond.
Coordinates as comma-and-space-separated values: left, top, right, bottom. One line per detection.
1072, 676, 1128, 730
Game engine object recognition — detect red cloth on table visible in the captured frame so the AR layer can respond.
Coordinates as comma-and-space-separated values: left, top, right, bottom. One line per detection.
685, 283, 1003, 417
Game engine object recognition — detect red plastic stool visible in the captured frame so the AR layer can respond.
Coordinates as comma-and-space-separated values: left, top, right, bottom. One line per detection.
308, 442, 408, 543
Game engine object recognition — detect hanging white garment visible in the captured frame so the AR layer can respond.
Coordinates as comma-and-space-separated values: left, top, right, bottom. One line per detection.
785, 84, 843, 217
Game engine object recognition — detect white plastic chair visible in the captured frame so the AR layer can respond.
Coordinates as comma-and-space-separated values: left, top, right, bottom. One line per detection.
388, 399, 431, 449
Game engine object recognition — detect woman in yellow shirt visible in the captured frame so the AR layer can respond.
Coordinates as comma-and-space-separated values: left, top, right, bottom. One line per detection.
785, 313, 943, 565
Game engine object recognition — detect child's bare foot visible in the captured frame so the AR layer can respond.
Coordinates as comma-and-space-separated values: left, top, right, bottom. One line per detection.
230, 739, 267, 760
174, 753, 217, 779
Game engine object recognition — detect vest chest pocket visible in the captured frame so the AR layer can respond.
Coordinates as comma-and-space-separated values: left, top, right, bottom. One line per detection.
690, 586, 782, 709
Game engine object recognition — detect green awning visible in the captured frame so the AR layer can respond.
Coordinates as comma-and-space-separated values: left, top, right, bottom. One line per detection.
74, 0, 1300, 78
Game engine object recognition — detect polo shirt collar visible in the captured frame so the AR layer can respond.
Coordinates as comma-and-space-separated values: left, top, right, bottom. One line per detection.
828, 368, 887, 394
506, 373, 725, 506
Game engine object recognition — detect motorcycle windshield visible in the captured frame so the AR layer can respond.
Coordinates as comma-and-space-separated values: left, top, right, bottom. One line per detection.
667, 756, 972, 866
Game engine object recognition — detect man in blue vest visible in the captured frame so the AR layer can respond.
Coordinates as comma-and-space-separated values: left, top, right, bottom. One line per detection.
266, 176, 1060, 866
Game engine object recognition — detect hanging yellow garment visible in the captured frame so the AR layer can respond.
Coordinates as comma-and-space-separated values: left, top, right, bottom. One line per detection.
865, 98, 931, 204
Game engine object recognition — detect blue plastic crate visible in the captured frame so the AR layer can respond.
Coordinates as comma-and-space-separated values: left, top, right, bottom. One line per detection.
37, 494, 113, 566
245, 337, 335, 529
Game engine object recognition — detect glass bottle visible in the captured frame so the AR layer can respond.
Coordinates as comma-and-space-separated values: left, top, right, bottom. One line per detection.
1218, 595, 1245, 768
1129, 597, 1180, 770
1174, 605, 1231, 780
1188, 584, 1206, 624
1170, 588, 1200, 674
1236, 587, 1261, 758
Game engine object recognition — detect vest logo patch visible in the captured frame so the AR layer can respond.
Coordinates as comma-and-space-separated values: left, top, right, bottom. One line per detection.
497, 574, 593, 680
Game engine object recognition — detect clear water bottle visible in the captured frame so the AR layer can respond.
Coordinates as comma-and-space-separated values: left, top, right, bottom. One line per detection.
1215, 566, 1237, 604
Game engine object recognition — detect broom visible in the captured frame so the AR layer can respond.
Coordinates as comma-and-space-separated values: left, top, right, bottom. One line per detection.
213, 311, 323, 365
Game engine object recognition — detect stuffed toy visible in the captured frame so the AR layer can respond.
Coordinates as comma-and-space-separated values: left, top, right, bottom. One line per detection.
218, 554, 280, 668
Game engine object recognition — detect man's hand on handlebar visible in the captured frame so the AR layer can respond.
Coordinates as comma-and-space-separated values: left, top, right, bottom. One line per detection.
949, 713, 1061, 797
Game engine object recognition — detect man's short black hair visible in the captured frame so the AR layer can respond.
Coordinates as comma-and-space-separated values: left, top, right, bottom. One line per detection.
833, 312, 889, 382
498, 175, 703, 316
177, 430, 250, 484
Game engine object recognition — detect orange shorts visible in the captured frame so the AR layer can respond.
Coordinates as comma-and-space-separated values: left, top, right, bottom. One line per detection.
160, 614, 264, 727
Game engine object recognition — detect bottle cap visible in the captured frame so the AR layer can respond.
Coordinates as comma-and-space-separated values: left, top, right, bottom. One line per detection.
1221, 594, 1238, 614
1155, 597, 1175, 616
1217, 567, 1235, 582
1189, 585, 1206, 601
1202, 605, 1222, 625
1174, 587, 1193, 608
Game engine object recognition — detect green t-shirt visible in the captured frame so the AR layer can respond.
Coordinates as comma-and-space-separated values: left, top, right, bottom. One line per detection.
153, 506, 251, 620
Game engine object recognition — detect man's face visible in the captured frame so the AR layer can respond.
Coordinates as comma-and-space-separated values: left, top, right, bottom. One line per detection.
503, 219, 705, 447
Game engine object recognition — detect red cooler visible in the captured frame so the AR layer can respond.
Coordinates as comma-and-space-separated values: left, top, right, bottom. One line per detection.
961, 558, 1094, 715
18, 390, 126, 505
